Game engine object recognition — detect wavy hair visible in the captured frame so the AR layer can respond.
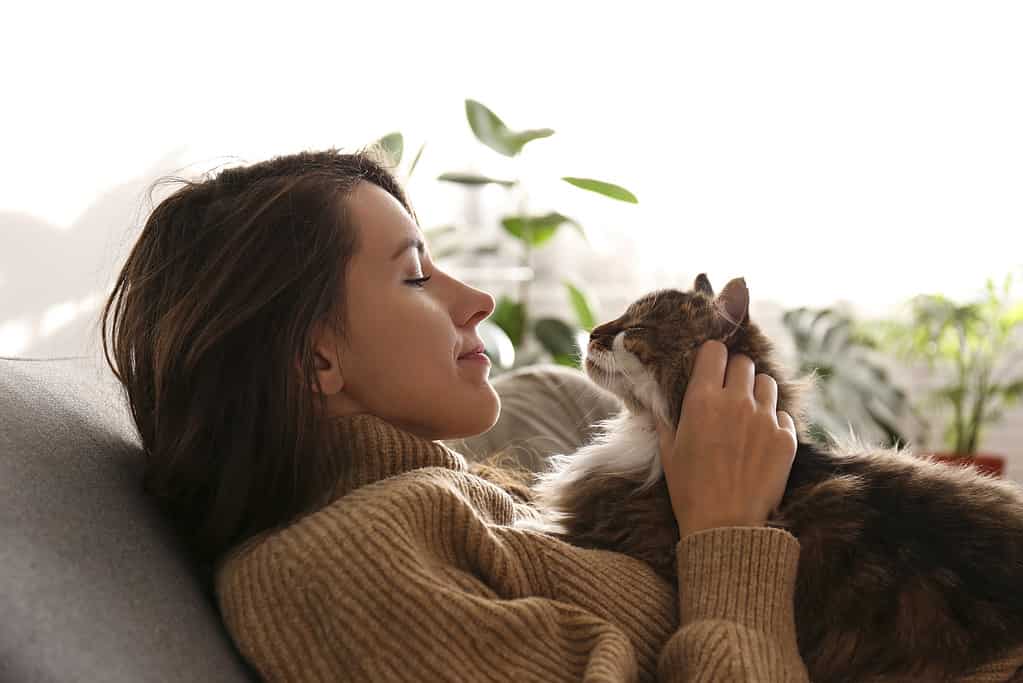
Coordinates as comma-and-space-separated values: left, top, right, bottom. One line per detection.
99, 147, 416, 593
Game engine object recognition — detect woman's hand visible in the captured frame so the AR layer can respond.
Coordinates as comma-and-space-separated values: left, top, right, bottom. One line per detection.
655, 340, 797, 539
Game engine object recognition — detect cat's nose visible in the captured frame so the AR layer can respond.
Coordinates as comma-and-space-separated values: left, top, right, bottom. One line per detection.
588, 331, 613, 351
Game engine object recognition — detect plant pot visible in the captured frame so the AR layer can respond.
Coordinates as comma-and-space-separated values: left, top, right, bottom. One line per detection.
920, 452, 1006, 478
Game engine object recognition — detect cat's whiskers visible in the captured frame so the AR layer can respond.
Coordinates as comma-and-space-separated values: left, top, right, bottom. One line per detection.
611, 331, 671, 424
606, 347, 621, 382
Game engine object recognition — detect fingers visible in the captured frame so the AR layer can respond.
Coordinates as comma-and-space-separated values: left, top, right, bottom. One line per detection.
689, 340, 728, 389
656, 419, 676, 468
723, 353, 755, 396
754, 373, 779, 422
777, 410, 796, 437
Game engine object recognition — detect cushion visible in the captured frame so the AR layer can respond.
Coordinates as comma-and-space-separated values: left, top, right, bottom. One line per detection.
445, 363, 623, 471
0, 355, 619, 683
0, 356, 257, 683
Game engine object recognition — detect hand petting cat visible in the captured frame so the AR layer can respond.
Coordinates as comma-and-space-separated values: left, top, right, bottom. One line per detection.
655, 339, 798, 540
530, 274, 1023, 679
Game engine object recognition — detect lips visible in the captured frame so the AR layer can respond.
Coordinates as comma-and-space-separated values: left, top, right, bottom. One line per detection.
457, 342, 486, 359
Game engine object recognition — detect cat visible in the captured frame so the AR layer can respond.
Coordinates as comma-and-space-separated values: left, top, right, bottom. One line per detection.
517, 274, 1023, 683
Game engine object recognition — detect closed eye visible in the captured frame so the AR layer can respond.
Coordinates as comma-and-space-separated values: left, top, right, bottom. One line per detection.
405, 275, 433, 288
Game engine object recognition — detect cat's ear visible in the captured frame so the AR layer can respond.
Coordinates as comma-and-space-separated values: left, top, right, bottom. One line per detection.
712, 277, 749, 340
693, 273, 714, 297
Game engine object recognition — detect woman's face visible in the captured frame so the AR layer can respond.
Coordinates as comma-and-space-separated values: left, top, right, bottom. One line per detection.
313, 181, 500, 441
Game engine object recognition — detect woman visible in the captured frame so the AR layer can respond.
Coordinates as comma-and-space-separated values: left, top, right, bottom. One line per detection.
100, 147, 810, 681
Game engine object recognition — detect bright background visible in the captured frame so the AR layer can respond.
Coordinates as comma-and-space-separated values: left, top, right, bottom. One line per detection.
2, 1, 1022, 477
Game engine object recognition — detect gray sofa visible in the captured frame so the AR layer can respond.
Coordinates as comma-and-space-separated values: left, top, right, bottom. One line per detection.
1, 355, 621, 682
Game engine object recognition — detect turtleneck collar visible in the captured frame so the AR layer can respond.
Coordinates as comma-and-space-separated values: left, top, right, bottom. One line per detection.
327, 413, 469, 502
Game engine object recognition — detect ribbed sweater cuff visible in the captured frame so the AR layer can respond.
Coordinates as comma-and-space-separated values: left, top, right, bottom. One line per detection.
676, 526, 801, 635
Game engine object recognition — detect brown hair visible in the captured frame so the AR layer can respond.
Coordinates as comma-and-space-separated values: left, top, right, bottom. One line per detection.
99, 147, 415, 593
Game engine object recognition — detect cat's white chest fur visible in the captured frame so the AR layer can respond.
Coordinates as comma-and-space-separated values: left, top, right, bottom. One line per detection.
512, 410, 664, 534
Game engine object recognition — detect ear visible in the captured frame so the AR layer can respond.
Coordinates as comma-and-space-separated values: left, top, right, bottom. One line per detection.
712, 277, 749, 340
693, 273, 714, 297
297, 319, 346, 395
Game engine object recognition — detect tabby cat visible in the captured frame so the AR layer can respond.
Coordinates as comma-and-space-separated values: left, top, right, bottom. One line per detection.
521, 274, 1023, 682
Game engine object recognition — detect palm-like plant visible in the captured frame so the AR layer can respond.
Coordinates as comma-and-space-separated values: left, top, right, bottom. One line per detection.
871, 272, 1023, 456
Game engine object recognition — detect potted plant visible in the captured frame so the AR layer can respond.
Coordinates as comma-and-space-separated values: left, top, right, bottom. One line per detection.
436, 99, 639, 371
870, 272, 1023, 477
781, 305, 928, 450
362, 100, 636, 374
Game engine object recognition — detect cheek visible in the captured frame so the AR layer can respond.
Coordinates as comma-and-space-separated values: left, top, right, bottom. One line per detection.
349, 288, 459, 384
614, 334, 649, 369
342, 309, 413, 382
381, 313, 456, 383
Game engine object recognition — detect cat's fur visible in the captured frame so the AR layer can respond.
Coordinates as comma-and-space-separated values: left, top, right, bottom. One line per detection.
517, 274, 1023, 683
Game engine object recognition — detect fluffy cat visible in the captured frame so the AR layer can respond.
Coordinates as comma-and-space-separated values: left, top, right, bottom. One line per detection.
519, 274, 1023, 682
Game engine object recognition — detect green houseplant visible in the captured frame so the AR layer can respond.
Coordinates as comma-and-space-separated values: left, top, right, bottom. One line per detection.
871, 271, 1023, 477
365, 100, 638, 372
438, 99, 639, 371
782, 306, 928, 450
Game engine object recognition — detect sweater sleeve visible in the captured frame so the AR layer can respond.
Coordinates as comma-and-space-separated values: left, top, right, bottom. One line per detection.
656, 526, 811, 682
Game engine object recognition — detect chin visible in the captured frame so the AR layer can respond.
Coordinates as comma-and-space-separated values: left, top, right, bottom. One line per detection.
438, 385, 501, 440
583, 348, 658, 419
583, 347, 624, 396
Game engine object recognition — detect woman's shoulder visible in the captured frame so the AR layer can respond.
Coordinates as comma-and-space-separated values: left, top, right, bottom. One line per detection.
218, 465, 520, 580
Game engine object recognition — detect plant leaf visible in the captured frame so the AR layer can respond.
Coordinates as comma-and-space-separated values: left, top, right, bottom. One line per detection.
565, 281, 597, 331
373, 131, 403, 166
534, 317, 579, 359
501, 212, 578, 247
569, 221, 589, 244
465, 99, 554, 157
561, 177, 638, 203
407, 141, 426, 178
1001, 301, 1023, 329
997, 379, 1023, 406
552, 353, 580, 368
821, 315, 851, 352
437, 172, 517, 188
492, 296, 526, 346
782, 304, 926, 449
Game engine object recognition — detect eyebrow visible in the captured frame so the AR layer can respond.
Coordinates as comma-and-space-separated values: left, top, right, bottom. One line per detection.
391, 237, 425, 260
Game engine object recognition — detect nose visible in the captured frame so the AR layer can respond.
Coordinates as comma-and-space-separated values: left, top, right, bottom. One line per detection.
589, 323, 614, 351
461, 284, 495, 328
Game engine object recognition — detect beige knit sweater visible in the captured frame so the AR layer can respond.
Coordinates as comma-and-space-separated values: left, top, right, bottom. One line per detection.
215, 413, 1023, 682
